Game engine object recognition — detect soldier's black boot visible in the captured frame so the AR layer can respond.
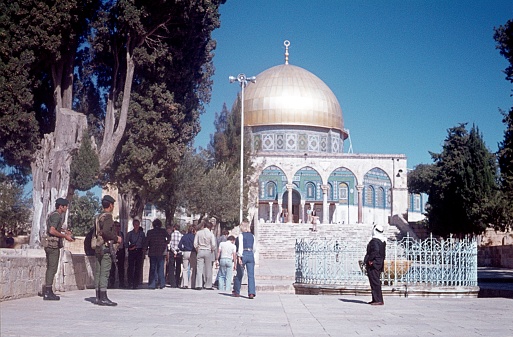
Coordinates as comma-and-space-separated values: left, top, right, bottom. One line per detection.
98, 290, 117, 306
93, 289, 100, 305
43, 286, 60, 301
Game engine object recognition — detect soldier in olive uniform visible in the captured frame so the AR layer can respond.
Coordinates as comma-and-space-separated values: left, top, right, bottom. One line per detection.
94, 195, 122, 306
43, 197, 75, 301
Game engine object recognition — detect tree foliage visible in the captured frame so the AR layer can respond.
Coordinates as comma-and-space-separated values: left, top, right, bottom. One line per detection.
194, 163, 239, 222
206, 95, 255, 226
68, 191, 100, 236
209, 102, 242, 170
407, 164, 437, 194
0, 0, 99, 176
0, 172, 31, 235
97, 0, 225, 217
495, 19, 513, 228
0, 1, 226, 244
426, 124, 500, 236
70, 135, 100, 192
153, 148, 208, 226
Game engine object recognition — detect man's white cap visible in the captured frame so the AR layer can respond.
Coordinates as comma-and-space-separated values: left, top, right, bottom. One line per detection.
374, 224, 384, 233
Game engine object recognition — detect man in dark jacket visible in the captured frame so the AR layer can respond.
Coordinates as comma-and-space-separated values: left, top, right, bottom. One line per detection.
144, 219, 169, 289
364, 224, 387, 305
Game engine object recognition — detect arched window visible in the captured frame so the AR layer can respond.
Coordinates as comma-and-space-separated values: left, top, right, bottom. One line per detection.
364, 185, 375, 207
306, 182, 315, 199
376, 187, 385, 208
338, 183, 348, 204
266, 182, 276, 198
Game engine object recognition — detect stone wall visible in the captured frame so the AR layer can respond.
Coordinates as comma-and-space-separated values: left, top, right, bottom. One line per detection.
0, 250, 46, 301
478, 228, 513, 247
476, 228, 513, 268
1, 237, 151, 302
0, 248, 95, 302
478, 245, 513, 268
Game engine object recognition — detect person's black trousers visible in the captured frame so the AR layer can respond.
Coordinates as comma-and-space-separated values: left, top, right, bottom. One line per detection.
367, 267, 384, 303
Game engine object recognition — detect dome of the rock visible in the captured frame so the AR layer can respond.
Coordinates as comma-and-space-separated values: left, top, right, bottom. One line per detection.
244, 64, 347, 139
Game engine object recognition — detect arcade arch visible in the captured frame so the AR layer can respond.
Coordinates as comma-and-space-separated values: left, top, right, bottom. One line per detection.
363, 167, 391, 225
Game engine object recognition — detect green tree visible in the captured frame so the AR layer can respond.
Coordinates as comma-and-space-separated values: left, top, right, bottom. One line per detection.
495, 19, 513, 228
0, 0, 225, 246
427, 124, 499, 236
70, 135, 100, 192
207, 96, 255, 224
0, 172, 31, 236
68, 191, 101, 236
153, 148, 207, 227
407, 164, 437, 194
194, 163, 239, 224
99, 0, 225, 220
209, 102, 241, 170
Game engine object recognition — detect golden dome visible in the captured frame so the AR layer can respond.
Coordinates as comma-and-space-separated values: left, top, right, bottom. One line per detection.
244, 64, 346, 137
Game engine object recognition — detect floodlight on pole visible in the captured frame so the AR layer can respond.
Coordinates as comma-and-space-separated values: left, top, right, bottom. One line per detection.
229, 73, 256, 224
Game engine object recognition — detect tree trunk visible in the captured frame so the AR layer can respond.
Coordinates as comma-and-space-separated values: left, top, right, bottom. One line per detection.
118, 192, 145, 232
98, 50, 135, 170
29, 108, 88, 247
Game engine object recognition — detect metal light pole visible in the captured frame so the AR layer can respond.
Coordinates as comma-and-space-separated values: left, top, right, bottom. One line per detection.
229, 73, 256, 224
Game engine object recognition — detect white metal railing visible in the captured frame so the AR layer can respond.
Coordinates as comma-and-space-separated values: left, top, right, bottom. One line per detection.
295, 234, 478, 287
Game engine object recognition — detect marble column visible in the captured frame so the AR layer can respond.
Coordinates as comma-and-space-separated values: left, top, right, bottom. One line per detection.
357, 185, 364, 224
286, 184, 294, 223
321, 185, 329, 224
300, 201, 306, 223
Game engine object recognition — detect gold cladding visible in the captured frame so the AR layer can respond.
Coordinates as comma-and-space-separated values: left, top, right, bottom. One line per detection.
244, 64, 344, 133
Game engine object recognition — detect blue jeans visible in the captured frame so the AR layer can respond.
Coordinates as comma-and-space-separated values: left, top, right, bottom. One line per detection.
233, 251, 255, 296
218, 258, 234, 292
148, 256, 165, 289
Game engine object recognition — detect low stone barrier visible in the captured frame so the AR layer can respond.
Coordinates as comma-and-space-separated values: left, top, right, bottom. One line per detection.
0, 248, 95, 302
478, 245, 513, 268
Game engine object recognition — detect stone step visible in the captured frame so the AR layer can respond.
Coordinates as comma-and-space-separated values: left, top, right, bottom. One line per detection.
256, 274, 295, 281
238, 281, 295, 294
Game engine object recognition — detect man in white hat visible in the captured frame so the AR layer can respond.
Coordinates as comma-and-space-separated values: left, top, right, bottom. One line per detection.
364, 224, 387, 305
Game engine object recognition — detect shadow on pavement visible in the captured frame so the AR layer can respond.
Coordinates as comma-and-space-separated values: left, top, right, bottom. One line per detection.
338, 298, 368, 304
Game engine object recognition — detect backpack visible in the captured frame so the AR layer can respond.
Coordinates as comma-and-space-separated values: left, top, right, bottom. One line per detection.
90, 214, 105, 249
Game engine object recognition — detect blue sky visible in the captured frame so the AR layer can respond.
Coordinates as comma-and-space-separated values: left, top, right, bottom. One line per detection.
194, 0, 512, 169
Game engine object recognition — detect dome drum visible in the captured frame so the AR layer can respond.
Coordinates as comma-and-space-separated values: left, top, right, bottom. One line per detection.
250, 126, 344, 154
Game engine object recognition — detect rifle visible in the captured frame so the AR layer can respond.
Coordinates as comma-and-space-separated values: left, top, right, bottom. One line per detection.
107, 240, 120, 288
107, 240, 118, 264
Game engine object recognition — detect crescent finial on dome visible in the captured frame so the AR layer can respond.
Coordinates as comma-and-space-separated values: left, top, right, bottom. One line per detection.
284, 40, 290, 65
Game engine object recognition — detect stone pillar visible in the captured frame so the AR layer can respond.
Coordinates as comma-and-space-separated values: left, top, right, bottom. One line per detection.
309, 202, 314, 224
286, 184, 294, 223
300, 201, 306, 223
268, 202, 274, 223
321, 185, 329, 224
357, 185, 364, 224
